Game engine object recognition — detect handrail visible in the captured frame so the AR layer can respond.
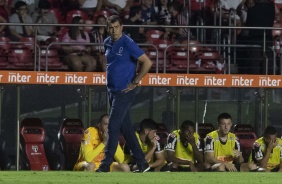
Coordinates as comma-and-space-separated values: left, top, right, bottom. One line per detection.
164, 43, 262, 74
1, 22, 281, 74
2, 22, 282, 31
196, 16, 204, 43
44, 42, 158, 72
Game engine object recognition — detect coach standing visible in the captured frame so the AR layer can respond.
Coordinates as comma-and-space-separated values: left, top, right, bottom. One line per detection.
97, 15, 153, 172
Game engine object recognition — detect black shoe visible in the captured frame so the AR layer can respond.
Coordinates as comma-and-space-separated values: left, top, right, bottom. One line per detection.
134, 163, 150, 173
96, 164, 110, 173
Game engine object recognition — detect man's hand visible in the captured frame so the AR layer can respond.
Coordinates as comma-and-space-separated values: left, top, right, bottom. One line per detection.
268, 139, 278, 151
101, 130, 109, 145
150, 136, 158, 149
186, 133, 195, 145
233, 150, 242, 158
122, 83, 137, 93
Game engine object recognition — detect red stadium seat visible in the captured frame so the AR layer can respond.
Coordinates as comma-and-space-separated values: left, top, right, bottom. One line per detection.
197, 123, 215, 140
197, 47, 222, 72
7, 37, 35, 69
58, 118, 84, 170
156, 123, 169, 147
171, 54, 199, 72
181, 40, 202, 53
233, 124, 257, 162
39, 49, 64, 70
66, 10, 88, 24
146, 38, 172, 72
145, 30, 164, 43
0, 37, 10, 69
92, 10, 112, 23
170, 40, 202, 72
197, 123, 215, 150
20, 118, 50, 170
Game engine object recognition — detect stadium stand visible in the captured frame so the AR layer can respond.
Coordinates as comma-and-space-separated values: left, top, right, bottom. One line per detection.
197, 47, 224, 73
145, 29, 165, 44
58, 118, 84, 171
39, 48, 65, 70
0, 37, 10, 69
170, 40, 200, 72
0, 135, 12, 170
66, 9, 88, 24
92, 10, 112, 23
7, 37, 35, 70
147, 38, 173, 72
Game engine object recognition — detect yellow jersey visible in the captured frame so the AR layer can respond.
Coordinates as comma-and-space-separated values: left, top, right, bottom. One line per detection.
249, 137, 282, 170
73, 126, 124, 171
124, 132, 163, 164
205, 130, 240, 163
165, 129, 202, 165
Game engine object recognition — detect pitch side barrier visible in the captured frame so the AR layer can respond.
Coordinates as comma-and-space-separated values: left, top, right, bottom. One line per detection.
0, 71, 282, 88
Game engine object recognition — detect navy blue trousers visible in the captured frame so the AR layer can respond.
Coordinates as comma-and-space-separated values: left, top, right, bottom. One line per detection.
101, 89, 146, 166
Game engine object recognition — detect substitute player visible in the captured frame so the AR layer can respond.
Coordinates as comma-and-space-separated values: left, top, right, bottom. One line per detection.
73, 114, 129, 172
204, 112, 244, 172
123, 118, 166, 172
248, 125, 282, 172
165, 120, 206, 172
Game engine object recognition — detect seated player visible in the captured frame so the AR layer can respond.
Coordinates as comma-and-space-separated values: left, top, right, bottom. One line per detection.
247, 126, 282, 172
123, 118, 166, 172
73, 114, 130, 172
165, 120, 206, 172
204, 112, 244, 172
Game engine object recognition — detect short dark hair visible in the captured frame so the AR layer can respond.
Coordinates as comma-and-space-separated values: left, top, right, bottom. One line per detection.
171, 1, 183, 12
38, 0, 51, 9
180, 120, 194, 130
95, 14, 106, 24
15, 1, 27, 10
217, 113, 232, 123
129, 5, 142, 18
98, 114, 109, 123
106, 15, 123, 28
264, 126, 277, 136
139, 118, 158, 132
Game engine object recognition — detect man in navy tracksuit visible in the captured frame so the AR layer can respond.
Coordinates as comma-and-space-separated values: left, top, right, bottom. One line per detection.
97, 15, 153, 172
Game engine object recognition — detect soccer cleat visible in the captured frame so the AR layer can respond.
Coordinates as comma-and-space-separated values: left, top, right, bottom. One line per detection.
133, 163, 151, 173
96, 164, 110, 173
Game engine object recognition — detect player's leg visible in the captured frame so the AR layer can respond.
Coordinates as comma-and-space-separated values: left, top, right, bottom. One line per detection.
112, 162, 130, 172
211, 163, 225, 171
101, 91, 135, 167
73, 161, 95, 171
